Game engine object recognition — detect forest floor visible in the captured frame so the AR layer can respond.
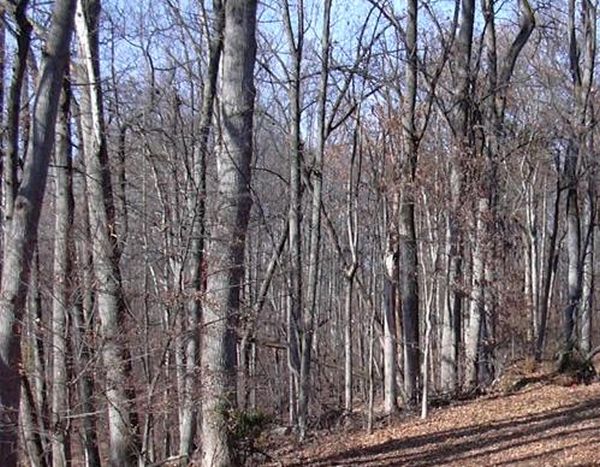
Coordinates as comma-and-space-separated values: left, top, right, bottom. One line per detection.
262, 377, 600, 466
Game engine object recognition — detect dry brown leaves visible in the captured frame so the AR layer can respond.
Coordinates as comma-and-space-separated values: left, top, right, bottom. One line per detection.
265, 382, 600, 466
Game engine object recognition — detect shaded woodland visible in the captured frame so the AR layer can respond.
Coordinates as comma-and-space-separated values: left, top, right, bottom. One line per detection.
0, 0, 598, 465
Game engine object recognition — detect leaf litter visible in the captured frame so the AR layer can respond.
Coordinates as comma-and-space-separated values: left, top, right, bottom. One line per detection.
263, 382, 600, 466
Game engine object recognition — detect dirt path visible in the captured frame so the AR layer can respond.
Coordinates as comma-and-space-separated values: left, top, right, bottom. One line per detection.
267, 382, 600, 466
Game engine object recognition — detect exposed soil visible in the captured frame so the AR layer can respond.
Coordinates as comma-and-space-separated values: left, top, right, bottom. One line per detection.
263, 382, 600, 466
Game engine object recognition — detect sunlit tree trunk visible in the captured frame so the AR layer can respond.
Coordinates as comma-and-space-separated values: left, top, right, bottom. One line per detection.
464, 0, 534, 388
75, 0, 140, 463
0, 1, 75, 464
68, 154, 102, 467
179, 2, 224, 462
441, 0, 474, 395
562, 0, 595, 362
200, 1, 257, 464
50, 76, 73, 467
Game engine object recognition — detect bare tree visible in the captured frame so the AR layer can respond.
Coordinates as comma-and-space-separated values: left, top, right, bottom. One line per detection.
200, 1, 257, 464
561, 0, 596, 363
399, 0, 420, 406
50, 76, 73, 467
464, 0, 534, 389
75, 0, 140, 463
0, 0, 76, 463
282, 0, 304, 429
178, 1, 224, 462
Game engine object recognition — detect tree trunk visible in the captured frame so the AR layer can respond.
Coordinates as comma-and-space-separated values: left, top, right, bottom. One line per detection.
71, 165, 101, 467
399, 0, 420, 406
0, 1, 75, 464
297, 0, 332, 439
200, 1, 257, 465
3, 0, 31, 242
441, 0, 474, 395
383, 235, 398, 415
465, 198, 486, 389
75, 0, 140, 463
563, 155, 580, 355
50, 76, 73, 467
282, 0, 304, 433
580, 180, 594, 356
562, 0, 595, 361
179, 1, 224, 462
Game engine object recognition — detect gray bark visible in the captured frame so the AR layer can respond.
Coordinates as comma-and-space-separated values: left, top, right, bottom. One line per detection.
383, 233, 398, 415
75, 0, 140, 463
72, 167, 101, 467
535, 181, 560, 361
441, 0, 474, 395
3, 0, 31, 239
562, 0, 595, 360
282, 0, 304, 430
179, 1, 224, 462
0, 1, 75, 464
580, 183, 594, 355
50, 77, 73, 467
200, 1, 257, 465
465, 198, 486, 388
463, 0, 534, 388
399, 0, 419, 406
343, 114, 360, 413
297, 0, 332, 439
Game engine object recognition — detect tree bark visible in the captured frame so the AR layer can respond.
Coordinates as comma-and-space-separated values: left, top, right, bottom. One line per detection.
71, 161, 101, 467
200, 1, 257, 465
562, 0, 595, 361
75, 0, 140, 463
383, 231, 398, 415
3, 0, 31, 240
282, 0, 304, 431
399, 0, 420, 406
50, 75, 73, 467
0, 1, 75, 464
297, 0, 332, 439
441, 0, 474, 395
179, 1, 224, 462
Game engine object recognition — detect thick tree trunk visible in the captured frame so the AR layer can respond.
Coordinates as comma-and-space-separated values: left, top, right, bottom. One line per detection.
399, 0, 419, 406
72, 168, 101, 467
561, 0, 595, 361
0, 1, 75, 464
563, 169, 580, 355
569, 0, 596, 359
75, 1, 140, 464
50, 77, 73, 467
465, 0, 534, 387
383, 237, 398, 415
3, 0, 31, 240
441, 0, 474, 395
200, 1, 257, 465
179, 2, 224, 462
580, 184, 594, 355
441, 213, 461, 394
464, 198, 486, 389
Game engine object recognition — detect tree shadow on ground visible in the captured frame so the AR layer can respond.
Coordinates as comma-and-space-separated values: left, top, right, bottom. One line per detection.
289, 395, 600, 466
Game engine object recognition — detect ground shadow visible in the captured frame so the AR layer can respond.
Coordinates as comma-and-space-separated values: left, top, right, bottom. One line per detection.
288, 395, 600, 466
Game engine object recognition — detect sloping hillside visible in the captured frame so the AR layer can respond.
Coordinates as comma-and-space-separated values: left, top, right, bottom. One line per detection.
266, 382, 600, 466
